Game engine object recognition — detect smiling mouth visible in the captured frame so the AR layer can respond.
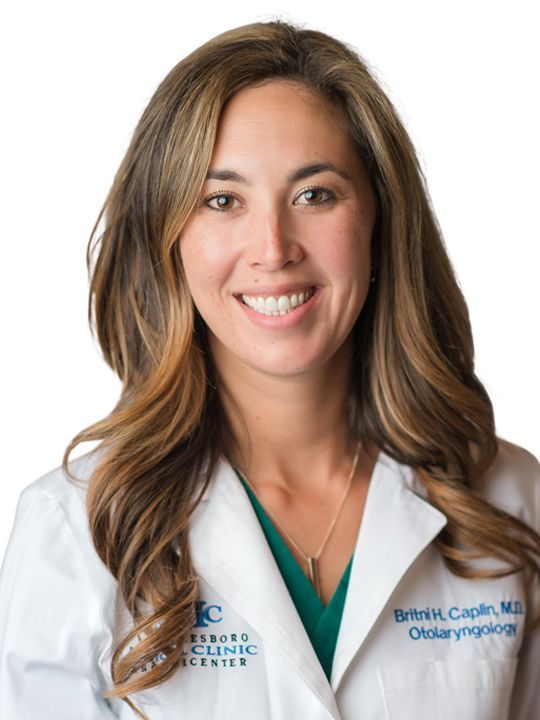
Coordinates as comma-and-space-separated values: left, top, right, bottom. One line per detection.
237, 287, 316, 316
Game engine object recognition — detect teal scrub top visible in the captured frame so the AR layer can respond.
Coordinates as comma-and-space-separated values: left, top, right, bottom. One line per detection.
235, 470, 353, 680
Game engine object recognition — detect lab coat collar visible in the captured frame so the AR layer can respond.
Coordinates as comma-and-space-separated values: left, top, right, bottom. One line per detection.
330, 452, 447, 692
189, 451, 447, 717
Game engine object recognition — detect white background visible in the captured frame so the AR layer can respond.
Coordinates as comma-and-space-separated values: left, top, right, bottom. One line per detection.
0, 0, 538, 560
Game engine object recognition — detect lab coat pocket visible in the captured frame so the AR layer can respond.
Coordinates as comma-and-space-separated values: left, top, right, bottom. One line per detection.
378, 658, 518, 720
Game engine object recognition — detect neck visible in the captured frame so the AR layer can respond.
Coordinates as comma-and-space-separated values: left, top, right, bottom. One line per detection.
212, 336, 359, 491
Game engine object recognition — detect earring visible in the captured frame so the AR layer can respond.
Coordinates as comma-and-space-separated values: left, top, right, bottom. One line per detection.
370, 274, 376, 283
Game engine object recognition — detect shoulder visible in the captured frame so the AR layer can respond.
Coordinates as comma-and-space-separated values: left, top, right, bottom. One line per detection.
17, 449, 98, 528
5, 449, 118, 612
404, 438, 540, 531
489, 437, 539, 480
0, 450, 124, 701
482, 437, 540, 529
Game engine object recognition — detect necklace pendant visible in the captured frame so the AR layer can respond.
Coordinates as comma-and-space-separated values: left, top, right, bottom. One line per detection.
307, 557, 321, 599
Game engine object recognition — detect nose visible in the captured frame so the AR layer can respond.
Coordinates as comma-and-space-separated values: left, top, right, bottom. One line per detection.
247, 207, 304, 271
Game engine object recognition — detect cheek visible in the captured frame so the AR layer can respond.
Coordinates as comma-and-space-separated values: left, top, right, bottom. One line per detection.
311, 216, 371, 276
180, 233, 235, 294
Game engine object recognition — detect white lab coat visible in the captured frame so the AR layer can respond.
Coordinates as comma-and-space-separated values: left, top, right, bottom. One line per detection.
0, 438, 539, 719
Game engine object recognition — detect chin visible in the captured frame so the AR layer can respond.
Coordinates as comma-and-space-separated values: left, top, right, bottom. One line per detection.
242, 349, 337, 379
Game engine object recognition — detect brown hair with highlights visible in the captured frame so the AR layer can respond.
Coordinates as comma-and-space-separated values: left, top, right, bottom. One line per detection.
63, 19, 540, 715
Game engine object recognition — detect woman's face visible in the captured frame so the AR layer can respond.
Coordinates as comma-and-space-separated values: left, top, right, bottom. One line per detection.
179, 79, 377, 380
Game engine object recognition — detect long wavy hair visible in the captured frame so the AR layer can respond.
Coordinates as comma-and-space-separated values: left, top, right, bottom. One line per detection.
64, 19, 540, 715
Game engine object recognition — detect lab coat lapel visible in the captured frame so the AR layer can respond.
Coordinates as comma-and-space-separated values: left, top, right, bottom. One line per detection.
189, 458, 341, 719
331, 452, 447, 692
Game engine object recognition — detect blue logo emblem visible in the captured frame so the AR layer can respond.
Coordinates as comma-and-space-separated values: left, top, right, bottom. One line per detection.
193, 600, 223, 627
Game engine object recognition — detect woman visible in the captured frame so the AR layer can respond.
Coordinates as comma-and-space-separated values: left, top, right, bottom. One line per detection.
0, 19, 538, 720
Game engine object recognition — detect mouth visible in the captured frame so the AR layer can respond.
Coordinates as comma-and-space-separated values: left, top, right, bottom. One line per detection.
235, 286, 317, 317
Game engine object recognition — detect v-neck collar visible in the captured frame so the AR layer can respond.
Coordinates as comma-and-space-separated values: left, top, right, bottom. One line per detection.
234, 469, 352, 610
235, 470, 353, 679
188, 451, 447, 713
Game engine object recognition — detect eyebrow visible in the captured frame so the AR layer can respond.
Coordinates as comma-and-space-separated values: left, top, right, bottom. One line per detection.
205, 162, 351, 184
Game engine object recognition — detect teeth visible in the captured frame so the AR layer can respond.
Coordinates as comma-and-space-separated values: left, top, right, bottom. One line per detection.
241, 288, 314, 316
277, 296, 290, 312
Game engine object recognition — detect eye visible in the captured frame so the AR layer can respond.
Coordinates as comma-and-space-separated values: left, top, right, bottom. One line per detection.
294, 185, 335, 206
204, 192, 240, 212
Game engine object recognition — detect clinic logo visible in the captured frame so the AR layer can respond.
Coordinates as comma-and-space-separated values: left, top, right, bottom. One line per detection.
193, 599, 223, 627
184, 599, 259, 668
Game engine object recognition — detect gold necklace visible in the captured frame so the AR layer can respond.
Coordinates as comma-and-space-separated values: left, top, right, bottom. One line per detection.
236, 440, 362, 600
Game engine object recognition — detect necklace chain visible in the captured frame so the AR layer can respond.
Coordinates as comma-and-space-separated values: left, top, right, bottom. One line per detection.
236, 440, 362, 599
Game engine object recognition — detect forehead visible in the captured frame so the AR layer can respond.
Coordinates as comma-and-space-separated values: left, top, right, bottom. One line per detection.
212, 79, 356, 163
222, 78, 346, 119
